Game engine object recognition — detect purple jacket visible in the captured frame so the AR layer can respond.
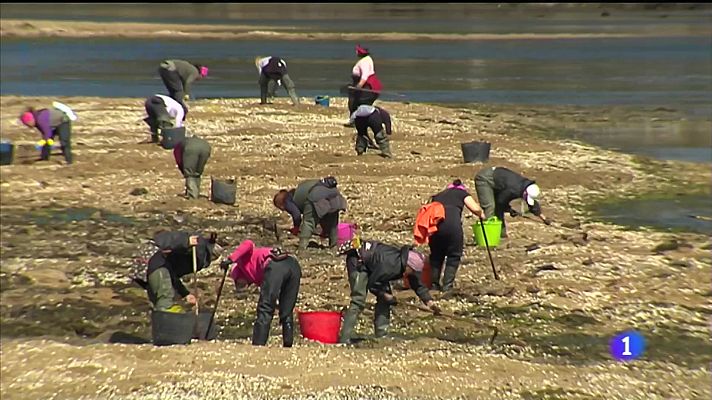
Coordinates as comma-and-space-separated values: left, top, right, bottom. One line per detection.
33, 108, 67, 140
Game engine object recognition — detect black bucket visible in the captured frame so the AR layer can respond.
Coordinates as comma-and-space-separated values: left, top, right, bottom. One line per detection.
0, 141, 14, 166
210, 177, 237, 205
160, 127, 186, 150
461, 141, 491, 163
151, 310, 196, 346
194, 310, 219, 341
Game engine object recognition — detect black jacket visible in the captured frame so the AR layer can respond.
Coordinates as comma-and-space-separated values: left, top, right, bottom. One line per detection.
346, 240, 433, 303
147, 231, 215, 297
262, 56, 288, 79
493, 167, 540, 215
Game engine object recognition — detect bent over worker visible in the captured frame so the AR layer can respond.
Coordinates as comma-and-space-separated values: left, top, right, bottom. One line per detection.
273, 176, 347, 251
474, 166, 549, 238
348, 104, 393, 158
158, 59, 208, 115
337, 238, 439, 344
255, 56, 299, 105
19, 102, 77, 165
143, 231, 221, 312
220, 241, 302, 347
143, 94, 185, 144
173, 135, 211, 199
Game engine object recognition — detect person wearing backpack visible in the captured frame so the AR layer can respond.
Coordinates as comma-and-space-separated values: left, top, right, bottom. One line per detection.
134, 231, 222, 312
272, 176, 347, 251
173, 136, 211, 199
336, 237, 439, 344
220, 241, 301, 347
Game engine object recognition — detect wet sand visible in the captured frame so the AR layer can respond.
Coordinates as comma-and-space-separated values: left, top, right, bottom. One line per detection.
0, 95, 710, 399
2, 18, 711, 41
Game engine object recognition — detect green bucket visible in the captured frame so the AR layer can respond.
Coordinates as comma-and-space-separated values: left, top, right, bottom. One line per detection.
472, 217, 502, 248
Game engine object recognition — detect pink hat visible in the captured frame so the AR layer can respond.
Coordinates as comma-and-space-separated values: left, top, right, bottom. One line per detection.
355, 44, 369, 56
19, 111, 35, 126
199, 66, 209, 78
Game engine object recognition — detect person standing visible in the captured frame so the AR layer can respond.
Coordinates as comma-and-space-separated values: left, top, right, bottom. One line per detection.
220, 241, 301, 347
345, 44, 382, 126
422, 179, 484, 292
255, 56, 299, 105
474, 166, 550, 238
348, 104, 393, 158
158, 59, 208, 115
337, 238, 439, 344
18, 101, 77, 165
143, 94, 186, 143
173, 135, 211, 199
273, 176, 347, 252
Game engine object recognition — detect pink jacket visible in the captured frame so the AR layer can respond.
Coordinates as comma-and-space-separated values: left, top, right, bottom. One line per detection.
227, 240, 273, 286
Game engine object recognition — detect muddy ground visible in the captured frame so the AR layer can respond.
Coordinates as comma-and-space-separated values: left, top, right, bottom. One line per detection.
0, 95, 710, 400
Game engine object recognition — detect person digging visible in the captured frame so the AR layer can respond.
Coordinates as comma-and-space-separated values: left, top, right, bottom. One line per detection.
137, 231, 222, 313
348, 104, 393, 158
220, 240, 302, 347
273, 176, 347, 252
254, 56, 300, 105
474, 166, 550, 238
173, 135, 212, 199
336, 237, 440, 344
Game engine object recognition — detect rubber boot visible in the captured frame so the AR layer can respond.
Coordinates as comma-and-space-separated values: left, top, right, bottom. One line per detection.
375, 130, 392, 158
40, 144, 51, 161
339, 311, 359, 344
282, 321, 294, 348
430, 265, 442, 291
355, 135, 368, 155
186, 177, 200, 199
441, 264, 460, 293
252, 322, 271, 346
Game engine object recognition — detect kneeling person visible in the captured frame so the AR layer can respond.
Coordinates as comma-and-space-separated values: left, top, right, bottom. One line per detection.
220, 240, 302, 347
337, 238, 439, 344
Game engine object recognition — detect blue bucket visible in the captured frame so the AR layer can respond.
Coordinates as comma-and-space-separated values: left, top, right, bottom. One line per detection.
315, 96, 330, 107
0, 141, 14, 166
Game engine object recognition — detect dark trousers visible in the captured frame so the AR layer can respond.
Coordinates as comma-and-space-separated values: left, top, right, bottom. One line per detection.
40, 121, 72, 164
158, 67, 189, 117
348, 76, 379, 114
475, 167, 508, 237
428, 214, 464, 292
354, 113, 389, 155
339, 265, 392, 343
182, 137, 212, 199
298, 202, 339, 250
144, 96, 174, 142
253, 256, 302, 347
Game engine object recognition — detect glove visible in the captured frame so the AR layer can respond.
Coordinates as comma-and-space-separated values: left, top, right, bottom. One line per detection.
509, 209, 521, 218
220, 259, 232, 271
543, 218, 552, 226
289, 227, 300, 236
183, 94, 190, 101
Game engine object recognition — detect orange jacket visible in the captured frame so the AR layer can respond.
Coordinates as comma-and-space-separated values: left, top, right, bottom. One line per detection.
413, 201, 445, 245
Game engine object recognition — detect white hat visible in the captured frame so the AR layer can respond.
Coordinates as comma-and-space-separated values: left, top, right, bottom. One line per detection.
525, 184, 540, 206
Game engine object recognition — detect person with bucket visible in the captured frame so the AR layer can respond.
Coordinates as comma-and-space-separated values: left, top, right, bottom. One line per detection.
344, 44, 382, 126
336, 237, 439, 344
143, 94, 186, 144
348, 104, 393, 158
173, 135, 212, 199
272, 176, 347, 252
415, 179, 485, 293
474, 166, 550, 238
18, 102, 77, 165
136, 231, 222, 313
255, 56, 299, 106
158, 59, 208, 115
219, 241, 301, 347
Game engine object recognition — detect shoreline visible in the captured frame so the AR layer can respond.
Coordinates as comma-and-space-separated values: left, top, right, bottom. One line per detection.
2, 19, 711, 41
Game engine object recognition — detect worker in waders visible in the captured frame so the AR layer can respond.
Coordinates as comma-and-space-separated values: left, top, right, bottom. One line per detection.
255, 56, 299, 106
337, 238, 439, 344
348, 104, 393, 158
140, 231, 222, 312
220, 241, 301, 347
19, 102, 77, 165
345, 44, 382, 126
157, 59, 208, 116
273, 176, 347, 252
474, 166, 550, 238
173, 135, 211, 199
420, 179, 484, 292
143, 94, 185, 144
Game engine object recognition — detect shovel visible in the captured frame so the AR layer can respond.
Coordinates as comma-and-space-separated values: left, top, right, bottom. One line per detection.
478, 216, 499, 280
400, 302, 499, 345
203, 266, 229, 340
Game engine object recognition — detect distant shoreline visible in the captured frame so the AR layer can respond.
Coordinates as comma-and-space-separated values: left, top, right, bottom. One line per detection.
2, 19, 711, 41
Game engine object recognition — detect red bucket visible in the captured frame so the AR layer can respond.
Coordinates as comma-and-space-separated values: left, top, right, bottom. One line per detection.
297, 311, 342, 344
